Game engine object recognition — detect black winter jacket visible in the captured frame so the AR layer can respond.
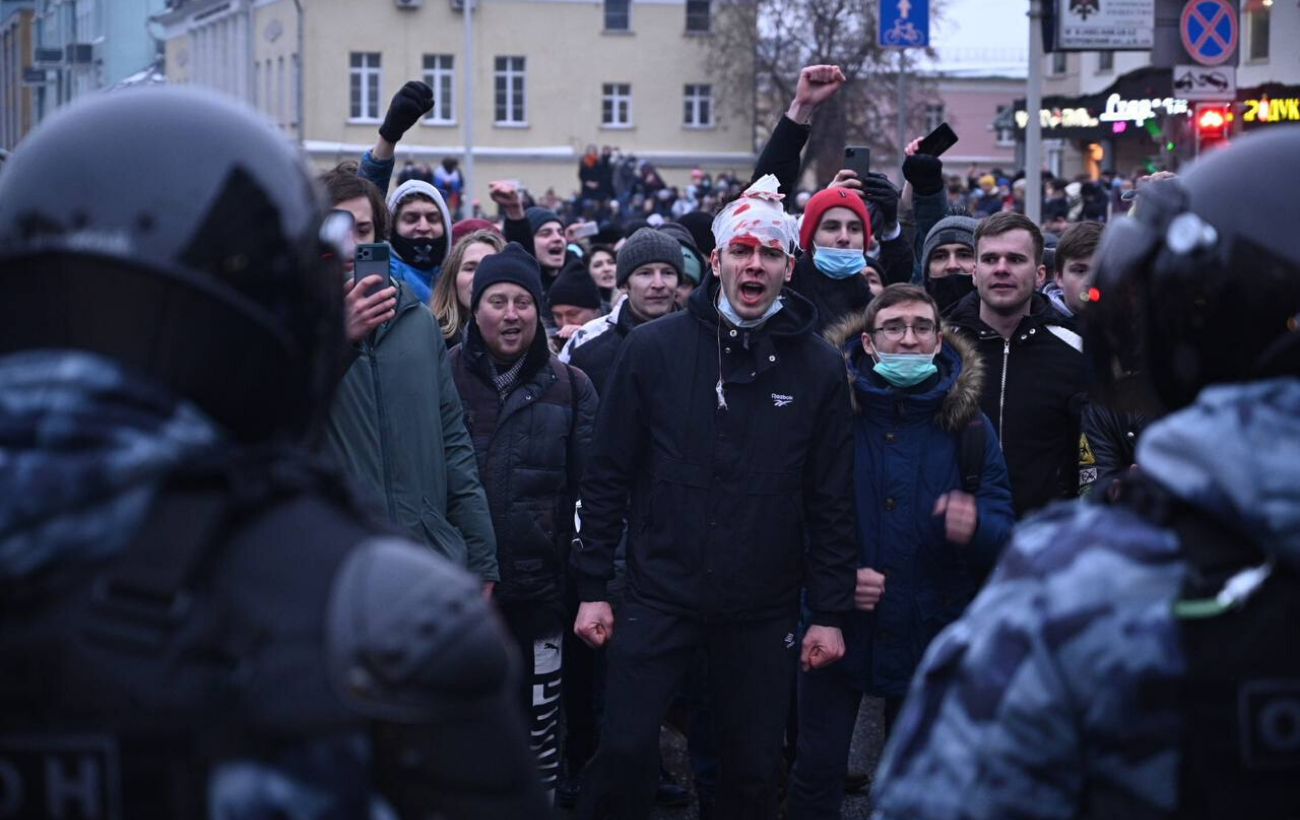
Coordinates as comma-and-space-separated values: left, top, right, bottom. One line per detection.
786, 251, 873, 335
945, 292, 1087, 518
450, 324, 598, 605
566, 301, 644, 397
1079, 403, 1152, 496
571, 278, 858, 625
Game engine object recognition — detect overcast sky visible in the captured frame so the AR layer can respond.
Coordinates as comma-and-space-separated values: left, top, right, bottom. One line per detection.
931, 0, 1030, 56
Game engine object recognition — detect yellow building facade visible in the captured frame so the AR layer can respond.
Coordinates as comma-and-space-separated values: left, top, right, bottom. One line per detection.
157, 0, 755, 203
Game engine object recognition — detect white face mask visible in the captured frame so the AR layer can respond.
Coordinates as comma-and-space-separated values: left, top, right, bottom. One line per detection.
717, 287, 783, 328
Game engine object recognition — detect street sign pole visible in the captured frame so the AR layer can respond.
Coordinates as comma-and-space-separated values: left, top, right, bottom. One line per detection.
1027, 0, 1044, 226
879, 0, 928, 179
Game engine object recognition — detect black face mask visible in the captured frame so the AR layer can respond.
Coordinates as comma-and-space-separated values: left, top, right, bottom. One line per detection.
390, 232, 447, 272
926, 273, 975, 313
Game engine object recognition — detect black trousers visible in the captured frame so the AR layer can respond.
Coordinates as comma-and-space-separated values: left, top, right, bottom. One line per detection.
497, 600, 565, 793
575, 600, 799, 820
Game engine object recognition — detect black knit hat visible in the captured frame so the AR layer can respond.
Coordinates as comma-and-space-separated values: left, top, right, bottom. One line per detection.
547, 259, 602, 309
526, 206, 562, 236
471, 242, 544, 312
677, 210, 716, 257
616, 228, 684, 287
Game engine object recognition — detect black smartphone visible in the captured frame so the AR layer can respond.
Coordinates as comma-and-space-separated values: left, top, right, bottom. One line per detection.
844, 145, 871, 180
916, 122, 959, 157
354, 243, 391, 297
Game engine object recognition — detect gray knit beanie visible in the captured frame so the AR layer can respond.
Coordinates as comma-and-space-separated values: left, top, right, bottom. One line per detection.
616, 228, 685, 287
922, 215, 980, 270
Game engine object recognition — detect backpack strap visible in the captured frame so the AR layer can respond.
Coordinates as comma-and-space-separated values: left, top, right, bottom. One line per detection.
958, 417, 985, 495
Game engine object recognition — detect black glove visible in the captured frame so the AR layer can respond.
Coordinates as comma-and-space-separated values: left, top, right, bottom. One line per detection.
903, 153, 945, 196
860, 172, 900, 231
379, 81, 434, 144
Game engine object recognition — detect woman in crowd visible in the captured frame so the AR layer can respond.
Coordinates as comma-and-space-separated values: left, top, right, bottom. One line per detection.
430, 229, 506, 346
587, 244, 618, 305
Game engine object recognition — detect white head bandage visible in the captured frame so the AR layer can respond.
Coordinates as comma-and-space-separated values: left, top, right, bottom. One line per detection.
711, 174, 800, 254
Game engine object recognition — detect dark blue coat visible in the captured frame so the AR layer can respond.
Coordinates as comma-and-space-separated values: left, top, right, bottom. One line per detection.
822, 313, 1015, 697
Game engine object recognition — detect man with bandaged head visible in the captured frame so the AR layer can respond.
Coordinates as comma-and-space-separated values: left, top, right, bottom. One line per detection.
571, 176, 858, 820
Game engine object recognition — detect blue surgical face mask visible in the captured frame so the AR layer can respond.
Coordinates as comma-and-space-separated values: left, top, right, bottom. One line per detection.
717, 287, 783, 328
872, 350, 938, 387
813, 246, 866, 279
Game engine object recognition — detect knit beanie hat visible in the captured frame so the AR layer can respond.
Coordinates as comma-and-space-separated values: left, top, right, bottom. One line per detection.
547, 259, 602, 309
451, 217, 502, 247
470, 242, 544, 312
677, 210, 716, 257
921, 215, 979, 270
657, 222, 705, 285
799, 187, 872, 253
525, 206, 562, 236
616, 228, 685, 287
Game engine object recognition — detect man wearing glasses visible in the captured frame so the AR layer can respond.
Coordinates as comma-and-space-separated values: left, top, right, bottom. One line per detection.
787, 284, 1015, 820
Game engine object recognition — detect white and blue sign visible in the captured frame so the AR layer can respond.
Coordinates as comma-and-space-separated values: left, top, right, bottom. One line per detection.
879, 0, 929, 48
1180, 0, 1238, 67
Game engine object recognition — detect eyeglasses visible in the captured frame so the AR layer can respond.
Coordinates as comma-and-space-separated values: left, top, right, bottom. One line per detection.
869, 321, 937, 341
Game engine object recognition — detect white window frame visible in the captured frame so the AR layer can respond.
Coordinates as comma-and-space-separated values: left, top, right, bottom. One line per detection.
349, 51, 382, 122
494, 56, 527, 126
422, 54, 456, 125
683, 83, 713, 128
923, 103, 945, 135
602, 82, 632, 128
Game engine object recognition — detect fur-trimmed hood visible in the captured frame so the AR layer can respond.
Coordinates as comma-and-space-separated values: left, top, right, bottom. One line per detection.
823, 311, 985, 432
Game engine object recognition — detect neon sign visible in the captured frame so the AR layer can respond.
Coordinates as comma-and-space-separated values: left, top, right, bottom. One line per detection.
1014, 107, 1101, 130
1098, 93, 1190, 125
1243, 98, 1300, 124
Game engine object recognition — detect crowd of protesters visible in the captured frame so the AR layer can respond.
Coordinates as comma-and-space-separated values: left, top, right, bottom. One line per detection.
304, 63, 1151, 819
5, 50, 1298, 820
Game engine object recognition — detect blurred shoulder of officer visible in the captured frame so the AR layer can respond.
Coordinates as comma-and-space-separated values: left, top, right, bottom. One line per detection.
0, 87, 546, 820
870, 127, 1300, 820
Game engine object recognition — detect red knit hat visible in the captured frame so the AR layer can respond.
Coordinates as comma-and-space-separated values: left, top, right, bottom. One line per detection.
799, 187, 871, 252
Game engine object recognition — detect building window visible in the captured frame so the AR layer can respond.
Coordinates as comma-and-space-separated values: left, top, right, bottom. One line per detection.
923, 103, 945, 134
1098, 50, 1114, 71
604, 0, 629, 31
1050, 51, 1067, 75
1246, 7, 1270, 61
684, 84, 713, 127
602, 83, 632, 127
494, 56, 526, 125
253, 60, 260, 110
995, 104, 1015, 146
277, 55, 286, 125
349, 52, 381, 120
423, 54, 455, 123
686, 0, 711, 32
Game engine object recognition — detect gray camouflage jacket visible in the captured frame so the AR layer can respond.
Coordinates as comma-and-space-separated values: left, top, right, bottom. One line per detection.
871, 377, 1300, 819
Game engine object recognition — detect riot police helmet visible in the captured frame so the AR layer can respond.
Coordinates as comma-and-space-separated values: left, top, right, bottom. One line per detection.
1086, 127, 1300, 413
0, 87, 348, 442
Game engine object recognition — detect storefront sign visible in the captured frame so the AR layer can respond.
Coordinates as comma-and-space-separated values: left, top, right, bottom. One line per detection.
1015, 107, 1100, 130
1243, 97, 1300, 124
1057, 0, 1155, 50
1098, 93, 1189, 125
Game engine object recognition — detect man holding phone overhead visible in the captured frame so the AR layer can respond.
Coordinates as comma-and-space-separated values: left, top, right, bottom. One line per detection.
317, 165, 500, 591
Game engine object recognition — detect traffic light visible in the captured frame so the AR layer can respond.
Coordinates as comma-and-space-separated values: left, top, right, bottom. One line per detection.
1195, 104, 1232, 155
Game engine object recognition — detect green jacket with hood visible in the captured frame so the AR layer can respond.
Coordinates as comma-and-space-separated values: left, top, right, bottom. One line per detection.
323, 280, 499, 581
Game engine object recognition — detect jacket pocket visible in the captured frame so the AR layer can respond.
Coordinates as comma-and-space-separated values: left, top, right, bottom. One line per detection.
418, 497, 470, 567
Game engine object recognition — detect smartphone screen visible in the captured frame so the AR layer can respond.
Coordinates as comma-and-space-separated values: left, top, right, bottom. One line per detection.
917, 123, 959, 157
844, 145, 871, 180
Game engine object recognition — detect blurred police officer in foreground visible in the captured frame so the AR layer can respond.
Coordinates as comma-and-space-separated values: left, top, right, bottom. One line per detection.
0, 87, 546, 819
870, 127, 1300, 820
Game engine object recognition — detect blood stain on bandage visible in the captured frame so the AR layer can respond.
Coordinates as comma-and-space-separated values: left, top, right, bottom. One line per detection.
734, 204, 751, 214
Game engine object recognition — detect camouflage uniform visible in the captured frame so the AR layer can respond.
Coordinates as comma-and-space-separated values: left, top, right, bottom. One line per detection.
871, 378, 1300, 819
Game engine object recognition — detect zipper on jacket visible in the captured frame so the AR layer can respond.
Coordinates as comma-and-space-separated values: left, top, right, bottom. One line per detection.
368, 341, 398, 523
997, 338, 1010, 446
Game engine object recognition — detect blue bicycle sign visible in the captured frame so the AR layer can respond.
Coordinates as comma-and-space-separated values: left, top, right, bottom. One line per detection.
879, 0, 929, 48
